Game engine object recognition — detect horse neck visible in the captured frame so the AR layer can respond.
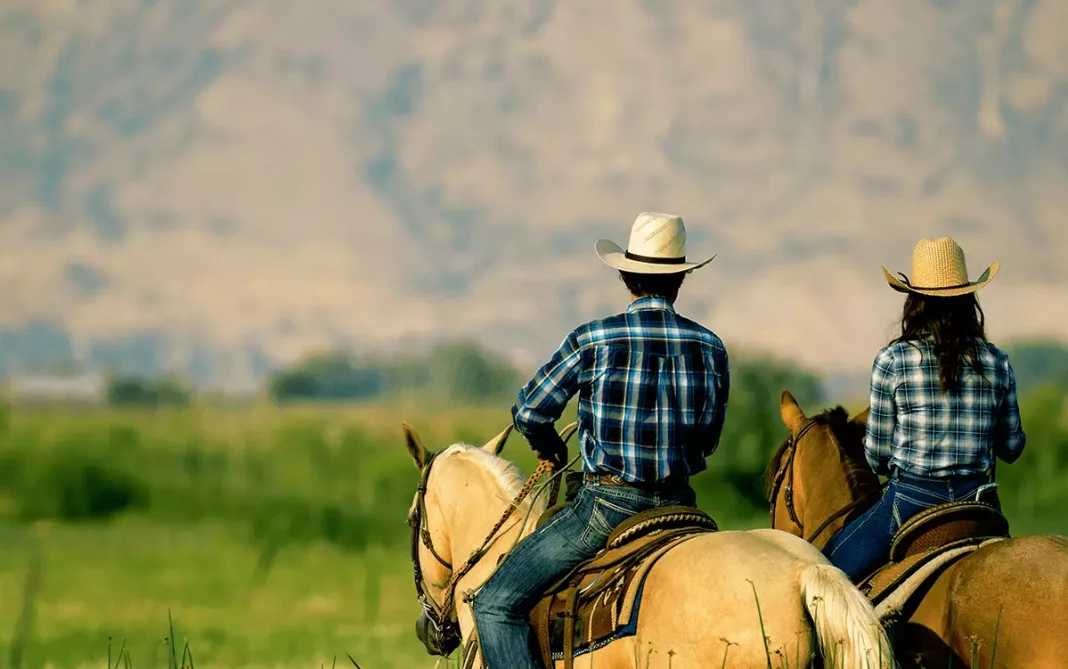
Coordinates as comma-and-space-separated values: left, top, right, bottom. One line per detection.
432, 455, 544, 653
798, 429, 870, 550
436, 454, 543, 586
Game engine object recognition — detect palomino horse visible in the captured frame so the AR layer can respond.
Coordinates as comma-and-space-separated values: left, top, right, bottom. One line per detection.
769, 390, 1068, 668
401, 421, 897, 668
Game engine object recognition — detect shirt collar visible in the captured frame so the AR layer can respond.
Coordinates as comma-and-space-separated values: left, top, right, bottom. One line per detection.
627, 296, 676, 314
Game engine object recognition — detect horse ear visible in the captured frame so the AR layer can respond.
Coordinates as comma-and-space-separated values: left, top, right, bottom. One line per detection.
780, 389, 807, 433
402, 422, 427, 469
483, 424, 513, 455
852, 406, 871, 425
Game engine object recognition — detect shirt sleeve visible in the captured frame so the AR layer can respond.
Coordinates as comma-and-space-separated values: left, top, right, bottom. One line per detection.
993, 356, 1027, 464
699, 349, 730, 457
511, 330, 585, 450
864, 347, 897, 476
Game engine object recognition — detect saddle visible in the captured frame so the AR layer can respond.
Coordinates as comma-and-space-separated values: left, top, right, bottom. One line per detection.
518, 505, 719, 669
858, 498, 1010, 619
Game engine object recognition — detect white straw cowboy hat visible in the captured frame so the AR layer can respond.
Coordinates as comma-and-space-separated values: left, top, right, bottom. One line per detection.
883, 237, 999, 297
595, 212, 716, 275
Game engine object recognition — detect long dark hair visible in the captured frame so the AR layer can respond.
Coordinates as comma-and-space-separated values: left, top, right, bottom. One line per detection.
891, 292, 988, 394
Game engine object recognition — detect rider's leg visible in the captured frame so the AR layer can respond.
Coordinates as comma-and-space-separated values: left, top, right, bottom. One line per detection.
822, 483, 897, 583
471, 483, 659, 669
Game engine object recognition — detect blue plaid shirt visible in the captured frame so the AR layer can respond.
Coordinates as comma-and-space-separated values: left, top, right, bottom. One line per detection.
511, 297, 730, 483
865, 338, 1027, 478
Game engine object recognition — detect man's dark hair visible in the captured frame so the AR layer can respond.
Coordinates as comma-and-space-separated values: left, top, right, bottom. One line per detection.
619, 270, 688, 302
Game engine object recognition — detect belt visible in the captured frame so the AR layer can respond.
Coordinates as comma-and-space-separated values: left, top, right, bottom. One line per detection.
891, 468, 991, 484
583, 473, 688, 491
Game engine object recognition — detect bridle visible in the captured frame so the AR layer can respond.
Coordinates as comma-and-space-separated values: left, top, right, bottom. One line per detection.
768, 419, 888, 545
408, 443, 567, 659
409, 449, 462, 654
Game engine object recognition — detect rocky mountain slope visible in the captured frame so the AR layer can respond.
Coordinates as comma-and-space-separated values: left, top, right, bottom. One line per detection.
1, 0, 1066, 388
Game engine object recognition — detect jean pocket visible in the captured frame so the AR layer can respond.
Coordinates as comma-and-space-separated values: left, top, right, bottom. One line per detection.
890, 497, 903, 534
895, 480, 951, 504
582, 496, 638, 551
893, 490, 941, 532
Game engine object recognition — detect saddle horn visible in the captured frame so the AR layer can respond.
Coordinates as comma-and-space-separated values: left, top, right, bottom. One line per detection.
558, 421, 579, 444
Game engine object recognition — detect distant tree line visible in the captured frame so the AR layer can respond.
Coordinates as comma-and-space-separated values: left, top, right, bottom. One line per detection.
266, 341, 523, 405
93, 338, 1068, 411
105, 374, 192, 407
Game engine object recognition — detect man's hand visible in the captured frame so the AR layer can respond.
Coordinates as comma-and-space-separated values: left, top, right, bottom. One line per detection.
533, 439, 567, 468
524, 423, 568, 468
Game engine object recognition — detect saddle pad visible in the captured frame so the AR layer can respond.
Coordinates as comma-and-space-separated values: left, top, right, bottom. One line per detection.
873, 538, 1006, 621
543, 532, 701, 662
861, 536, 1002, 610
861, 548, 942, 606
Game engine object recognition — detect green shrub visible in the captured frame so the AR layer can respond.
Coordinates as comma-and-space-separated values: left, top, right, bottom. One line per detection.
19, 454, 149, 521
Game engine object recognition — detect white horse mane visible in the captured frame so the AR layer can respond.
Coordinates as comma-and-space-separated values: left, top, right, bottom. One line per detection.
440, 442, 530, 503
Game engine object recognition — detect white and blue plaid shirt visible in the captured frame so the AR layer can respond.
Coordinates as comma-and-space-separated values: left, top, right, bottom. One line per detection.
865, 338, 1027, 478
511, 297, 730, 483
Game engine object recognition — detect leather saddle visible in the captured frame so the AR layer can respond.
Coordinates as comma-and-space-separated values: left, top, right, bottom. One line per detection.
513, 504, 719, 669
858, 495, 1010, 616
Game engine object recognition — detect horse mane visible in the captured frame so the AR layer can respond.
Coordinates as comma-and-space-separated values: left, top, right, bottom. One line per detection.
817, 406, 880, 499
440, 443, 545, 512
764, 405, 879, 500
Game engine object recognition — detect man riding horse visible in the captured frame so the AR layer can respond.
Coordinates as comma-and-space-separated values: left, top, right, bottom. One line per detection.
469, 213, 731, 669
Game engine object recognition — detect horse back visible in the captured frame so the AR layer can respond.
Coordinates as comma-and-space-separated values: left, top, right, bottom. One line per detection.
899, 536, 1068, 668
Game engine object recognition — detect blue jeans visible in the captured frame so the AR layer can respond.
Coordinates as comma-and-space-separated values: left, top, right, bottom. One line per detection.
823, 470, 994, 583
470, 481, 696, 669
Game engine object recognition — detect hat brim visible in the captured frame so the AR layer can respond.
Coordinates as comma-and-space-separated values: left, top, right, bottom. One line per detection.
882, 261, 1000, 297
595, 239, 716, 275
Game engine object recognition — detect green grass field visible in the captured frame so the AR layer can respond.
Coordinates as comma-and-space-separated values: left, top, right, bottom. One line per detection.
0, 396, 1064, 668
0, 402, 554, 669
0, 518, 433, 669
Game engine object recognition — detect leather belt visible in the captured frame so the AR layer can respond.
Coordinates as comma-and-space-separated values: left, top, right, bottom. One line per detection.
583, 473, 687, 491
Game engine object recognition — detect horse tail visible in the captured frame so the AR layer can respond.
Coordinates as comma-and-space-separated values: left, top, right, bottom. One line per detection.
798, 562, 898, 669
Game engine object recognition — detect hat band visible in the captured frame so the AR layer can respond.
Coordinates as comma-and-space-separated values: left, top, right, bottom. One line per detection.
625, 250, 687, 265
898, 273, 976, 291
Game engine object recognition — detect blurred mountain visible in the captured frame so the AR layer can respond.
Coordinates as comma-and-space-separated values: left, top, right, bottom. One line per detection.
1, 0, 1066, 387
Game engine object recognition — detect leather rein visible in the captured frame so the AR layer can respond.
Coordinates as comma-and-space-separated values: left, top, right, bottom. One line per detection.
768, 418, 888, 544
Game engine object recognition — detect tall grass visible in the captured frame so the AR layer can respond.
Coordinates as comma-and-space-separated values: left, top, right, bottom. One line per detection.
0, 402, 523, 548
0, 399, 793, 549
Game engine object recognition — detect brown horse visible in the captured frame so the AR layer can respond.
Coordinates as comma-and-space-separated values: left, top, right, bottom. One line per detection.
768, 390, 1068, 668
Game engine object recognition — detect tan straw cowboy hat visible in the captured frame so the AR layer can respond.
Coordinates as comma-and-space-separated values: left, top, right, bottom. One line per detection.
595, 212, 716, 275
883, 237, 999, 297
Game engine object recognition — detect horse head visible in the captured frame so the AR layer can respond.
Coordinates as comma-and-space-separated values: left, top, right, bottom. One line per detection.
767, 389, 878, 549
401, 420, 570, 658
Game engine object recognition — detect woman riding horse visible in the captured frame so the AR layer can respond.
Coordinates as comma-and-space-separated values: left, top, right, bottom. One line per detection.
822, 237, 1027, 583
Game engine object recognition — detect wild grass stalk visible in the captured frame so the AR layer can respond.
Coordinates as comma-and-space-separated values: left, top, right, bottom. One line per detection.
747, 579, 774, 669
8, 537, 42, 669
